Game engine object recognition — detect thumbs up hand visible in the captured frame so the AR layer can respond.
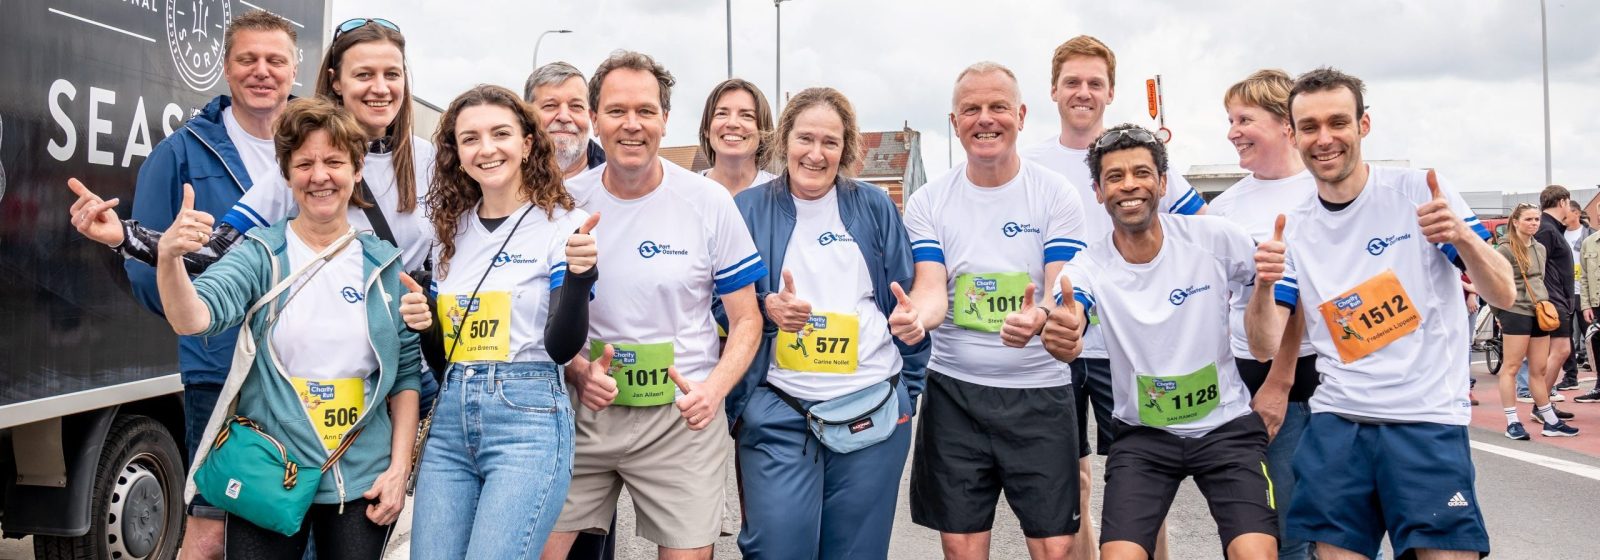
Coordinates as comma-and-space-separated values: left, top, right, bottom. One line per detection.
1000, 282, 1046, 348
668, 366, 720, 431
157, 184, 216, 259
566, 212, 601, 275
1255, 214, 1288, 285
1042, 274, 1086, 362
1416, 169, 1465, 245
66, 178, 127, 247
398, 274, 432, 331
766, 269, 814, 333
887, 281, 925, 345
577, 345, 619, 411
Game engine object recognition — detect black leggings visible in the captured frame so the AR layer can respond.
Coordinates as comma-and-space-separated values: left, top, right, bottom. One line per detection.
225, 497, 389, 560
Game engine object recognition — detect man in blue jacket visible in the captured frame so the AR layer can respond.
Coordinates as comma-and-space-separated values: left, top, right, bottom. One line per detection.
122, 10, 300, 559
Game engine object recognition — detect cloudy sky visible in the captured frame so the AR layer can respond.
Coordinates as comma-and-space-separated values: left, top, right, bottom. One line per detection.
327, 0, 1598, 193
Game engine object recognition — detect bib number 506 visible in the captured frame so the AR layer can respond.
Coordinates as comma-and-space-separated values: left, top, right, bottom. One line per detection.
323, 406, 358, 427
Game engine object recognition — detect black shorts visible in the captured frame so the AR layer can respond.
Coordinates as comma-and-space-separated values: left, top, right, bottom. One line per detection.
1070, 358, 1116, 457
910, 370, 1081, 538
1101, 412, 1277, 556
1234, 354, 1321, 402
1553, 309, 1574, 337
1496, 309, 1551, 337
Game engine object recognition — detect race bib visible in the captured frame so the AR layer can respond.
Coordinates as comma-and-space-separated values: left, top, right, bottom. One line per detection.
775, 312, 860, 374
1316, 269, 1422, 364
291, 377, 365, 451
592, 340, 676, 407
1136, 363, 1220, 427
439, 291, 512, 362
952, 271, 1030, 332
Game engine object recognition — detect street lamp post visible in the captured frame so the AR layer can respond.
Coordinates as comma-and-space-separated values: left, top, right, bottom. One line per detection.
532, 29, 573, 70
726, 0, 733, 79
775, 0, 791, 106
1539, 0, 1552, 186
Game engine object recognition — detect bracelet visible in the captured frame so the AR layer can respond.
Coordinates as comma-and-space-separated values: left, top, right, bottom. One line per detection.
1033, 306, 1052, 335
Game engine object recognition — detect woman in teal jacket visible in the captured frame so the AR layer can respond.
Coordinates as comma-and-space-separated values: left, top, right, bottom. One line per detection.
161, 98, 426, 560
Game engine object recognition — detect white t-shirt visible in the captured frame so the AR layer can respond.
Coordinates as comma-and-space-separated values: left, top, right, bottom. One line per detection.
1208, 170, 1318, 359
1055, 214, 1255, 437
767, 188, 901, 400
428, 202, 589, 364
700, 168, 778, 192
269, 226, 378, 381
224, 136, 438, 272
1022, 137, 1206, 359
1276, 166, 1488, 425
222, 106, 289, 201
902, 160, 1087, 388
567, 159, 767, 386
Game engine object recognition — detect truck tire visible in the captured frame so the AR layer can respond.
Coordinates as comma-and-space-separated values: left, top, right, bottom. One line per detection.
34, 415, 185, 560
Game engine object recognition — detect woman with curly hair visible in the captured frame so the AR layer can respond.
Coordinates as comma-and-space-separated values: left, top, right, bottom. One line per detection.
409, 84, 598, 558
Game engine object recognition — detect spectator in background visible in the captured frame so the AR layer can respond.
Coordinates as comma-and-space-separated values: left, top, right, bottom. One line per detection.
1560, 199, 1589, 389
1576, 201, 1600, 404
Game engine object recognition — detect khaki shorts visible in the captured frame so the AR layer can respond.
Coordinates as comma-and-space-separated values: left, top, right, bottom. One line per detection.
553, 398, 731, 549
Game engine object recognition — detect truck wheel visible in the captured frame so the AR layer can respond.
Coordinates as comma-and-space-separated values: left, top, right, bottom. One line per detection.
34, 415, 185, 560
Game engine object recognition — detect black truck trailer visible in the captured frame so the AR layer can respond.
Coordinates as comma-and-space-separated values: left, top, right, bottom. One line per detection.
1, 2, 326, 557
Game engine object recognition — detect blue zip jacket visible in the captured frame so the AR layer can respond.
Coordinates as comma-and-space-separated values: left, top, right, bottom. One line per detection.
726, 175, 929, 423
128, 95, 267, 386
192, 221, 421, 504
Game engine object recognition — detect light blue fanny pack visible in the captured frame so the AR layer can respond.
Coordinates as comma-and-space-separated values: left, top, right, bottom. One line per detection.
773, 376, 900, 454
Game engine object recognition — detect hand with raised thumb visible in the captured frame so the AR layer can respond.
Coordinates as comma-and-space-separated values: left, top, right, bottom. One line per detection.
887, 281, 925, 345
566, 212, 600, 275
398, 274, 432, 331
668, 366, 719, 431
578, 345, 619, 411
1042, 274, 1086, 362
66, 178, 127, 247
1001, 282, 1045, 348
766, 269, 813, 333
1255, 214, 1288, 285
157, 184, 216, 259
1416, 169, 1464, 245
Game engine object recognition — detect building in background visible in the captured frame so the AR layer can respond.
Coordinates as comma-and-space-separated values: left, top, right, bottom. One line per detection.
660, 125, 926, 208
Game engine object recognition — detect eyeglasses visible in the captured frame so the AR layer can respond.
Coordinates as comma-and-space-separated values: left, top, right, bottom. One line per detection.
1093, 127, 1157, 150
334, 18, 400, 39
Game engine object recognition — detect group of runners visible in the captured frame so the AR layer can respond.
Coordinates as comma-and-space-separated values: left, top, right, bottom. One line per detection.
59, 9, 1520, 560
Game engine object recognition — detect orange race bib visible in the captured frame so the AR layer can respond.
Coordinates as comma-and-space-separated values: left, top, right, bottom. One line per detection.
1316, 269, 1422, 364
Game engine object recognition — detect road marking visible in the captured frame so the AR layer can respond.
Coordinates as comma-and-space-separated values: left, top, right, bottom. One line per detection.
48, 8, 157, 42
1470, 440, 1600, 481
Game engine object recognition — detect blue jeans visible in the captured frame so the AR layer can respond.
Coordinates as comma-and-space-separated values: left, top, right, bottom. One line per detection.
1515, 360, 1556, 397
411, 362, 574, 559
1267, 402, 1311, 560
736, 383, 913, 559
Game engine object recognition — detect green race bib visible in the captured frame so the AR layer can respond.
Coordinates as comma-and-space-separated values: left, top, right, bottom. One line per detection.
1136, 363, 1221, 427
592, 340, 676, 407
952, 271, 1030, 332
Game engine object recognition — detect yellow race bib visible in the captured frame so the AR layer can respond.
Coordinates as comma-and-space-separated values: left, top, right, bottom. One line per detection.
775, 312, 860, 374
291, 377, 365, 451
439, 291, 512, 362
1316, 269, 1422, 364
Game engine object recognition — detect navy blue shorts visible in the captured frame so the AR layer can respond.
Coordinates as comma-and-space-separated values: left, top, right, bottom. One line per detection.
1286, 413, 1489, 558
183, 382, 224, 518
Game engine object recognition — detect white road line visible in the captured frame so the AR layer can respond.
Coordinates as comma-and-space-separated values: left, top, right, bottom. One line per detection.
1470, 440, 1600, 481
238, 1, 306, 28
48, 8, 157, 43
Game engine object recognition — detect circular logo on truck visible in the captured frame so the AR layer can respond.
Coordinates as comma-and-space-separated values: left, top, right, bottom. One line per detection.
166, 0, 231, 92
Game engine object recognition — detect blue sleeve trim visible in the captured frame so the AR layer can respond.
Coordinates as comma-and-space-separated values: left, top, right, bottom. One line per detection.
1074, 291, 1095, 314
549, 271, 566, 291
714, 260, 767, 296
1043, 246, 1082, 263
1273, 283, 1299, 308
912, 247, 945, 263
237, 203, 269, 229
715, 252, 762, 279
1436, 242, 1461, 263
1170, 189, 1205, 215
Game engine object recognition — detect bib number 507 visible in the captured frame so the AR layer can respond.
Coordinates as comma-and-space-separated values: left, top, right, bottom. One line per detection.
469, 319, 501, 338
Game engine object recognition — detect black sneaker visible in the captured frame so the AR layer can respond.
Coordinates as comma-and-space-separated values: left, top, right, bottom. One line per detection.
1556, 378, 1581, 391
1575, 388, 1600, 403
1556, 405, 1576, 420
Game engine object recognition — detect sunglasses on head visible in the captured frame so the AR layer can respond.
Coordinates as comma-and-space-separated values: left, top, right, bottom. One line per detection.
334, 18, 400, 39
1093, 127, 1157, 150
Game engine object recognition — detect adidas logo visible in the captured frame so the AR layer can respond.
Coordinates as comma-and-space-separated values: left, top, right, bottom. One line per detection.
1447, 492, 1469, 508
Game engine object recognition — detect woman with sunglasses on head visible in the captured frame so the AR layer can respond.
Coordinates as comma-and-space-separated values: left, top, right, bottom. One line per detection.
166, 97, 426, 560
1493, 203, 1580, 439
407, 84, 597, 559
698, 78, 778, 197
68, 17, 435, 276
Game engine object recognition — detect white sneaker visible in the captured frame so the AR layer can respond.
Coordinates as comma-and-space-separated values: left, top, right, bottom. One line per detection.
1552, 393, 1567, 402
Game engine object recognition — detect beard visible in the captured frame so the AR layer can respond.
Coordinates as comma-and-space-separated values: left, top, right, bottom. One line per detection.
548, 122, 586, 171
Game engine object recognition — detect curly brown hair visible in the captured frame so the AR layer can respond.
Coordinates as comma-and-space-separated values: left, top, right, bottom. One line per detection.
428, 84, 572, 279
